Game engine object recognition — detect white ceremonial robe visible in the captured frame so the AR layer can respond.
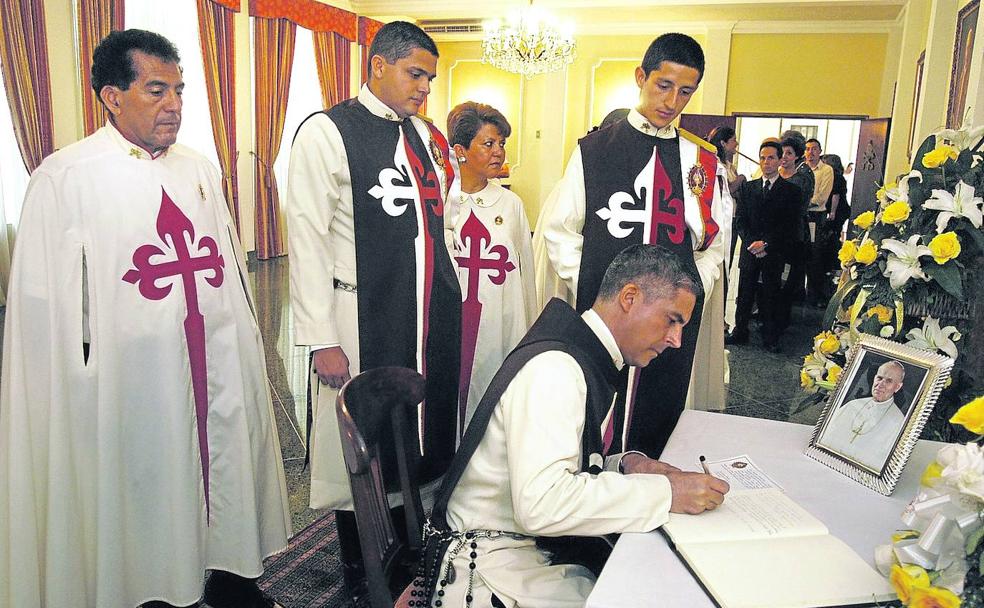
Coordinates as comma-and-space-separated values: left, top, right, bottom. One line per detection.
0, 125, 291, 608
819, 396, 906, 472
532, 183, 573, 310
449, 182, 537, 433
439, 310, 672, 607
285, 86, 453, 510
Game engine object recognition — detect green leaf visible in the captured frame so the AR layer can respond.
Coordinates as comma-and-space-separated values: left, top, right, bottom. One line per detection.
980, 546, 984, 575
790, 393, 824, 416
823, 277, 859, 328
923, 261, 964, 299
968, 523, 984, 555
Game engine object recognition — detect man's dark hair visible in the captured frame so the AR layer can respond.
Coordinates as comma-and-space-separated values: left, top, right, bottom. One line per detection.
91, 29, 180, 96
760, 141, 782, 158
596, 244, 699, 302
707, 125, 736, 162
366, 21, 438, 77
806, 138, 822, 149
641, 33, 705, 81
781, 136, 805, 160
447, 102, 511, 149
822, 153, 844, 174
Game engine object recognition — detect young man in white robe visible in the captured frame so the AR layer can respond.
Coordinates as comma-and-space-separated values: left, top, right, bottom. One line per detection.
285, 21, 461, 592
0, 30, 290, 608
539, 33, 733, 458
419, 244, 730, 606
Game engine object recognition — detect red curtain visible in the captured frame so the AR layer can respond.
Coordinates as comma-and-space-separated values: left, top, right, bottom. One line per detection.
251, 16, 295, 259
76, 0, 125, 136
0, 0, 54, 172
313, 30, 350, 109
197, 0, 241, 231
358, 16, 384, 86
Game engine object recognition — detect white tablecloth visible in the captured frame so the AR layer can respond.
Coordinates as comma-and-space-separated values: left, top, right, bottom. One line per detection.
586, 410, 942, 608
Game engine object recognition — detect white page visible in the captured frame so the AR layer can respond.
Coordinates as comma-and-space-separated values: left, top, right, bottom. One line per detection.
701, 454, 783, 491
664, 488, 828, 544
678, 535, 895, 608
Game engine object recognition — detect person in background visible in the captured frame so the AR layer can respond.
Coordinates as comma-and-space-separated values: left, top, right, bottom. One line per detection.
0, 29, 290, 608
708, 125, 745, 198
804, 138, 834, 307
446, 101, 537, 435
776, 131, 814, 334
821, 153, 850, 296
727, 141, 802, 351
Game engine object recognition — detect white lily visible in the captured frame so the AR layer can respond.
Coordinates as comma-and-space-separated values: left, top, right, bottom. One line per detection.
935, 119, 984, 152
923, 180, 984, 233
905, 316, 961, 359
878, 170, 922, 206
881, 235, 932, 290
936, 442, 984, 502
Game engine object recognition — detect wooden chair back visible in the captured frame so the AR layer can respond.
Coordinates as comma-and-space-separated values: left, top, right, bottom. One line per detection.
336, 367, 428, 607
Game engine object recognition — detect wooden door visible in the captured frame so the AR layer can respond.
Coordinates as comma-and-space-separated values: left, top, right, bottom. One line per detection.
851, 118, 891, 217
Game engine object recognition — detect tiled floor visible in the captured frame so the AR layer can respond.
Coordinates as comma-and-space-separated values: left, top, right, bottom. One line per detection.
0, 257, 830, 534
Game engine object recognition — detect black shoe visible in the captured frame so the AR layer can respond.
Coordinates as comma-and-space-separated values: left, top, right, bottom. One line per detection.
203, 571, 281, 608
725, 330, 749, 345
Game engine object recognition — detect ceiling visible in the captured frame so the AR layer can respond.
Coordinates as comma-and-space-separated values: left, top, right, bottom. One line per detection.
351, 0, 907, 35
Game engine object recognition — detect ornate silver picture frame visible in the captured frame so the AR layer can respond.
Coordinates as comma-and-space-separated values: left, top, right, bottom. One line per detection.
805, 335, 954, 495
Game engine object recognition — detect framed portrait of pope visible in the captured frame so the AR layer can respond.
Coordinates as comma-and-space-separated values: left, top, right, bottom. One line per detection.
806, 335, 954, 495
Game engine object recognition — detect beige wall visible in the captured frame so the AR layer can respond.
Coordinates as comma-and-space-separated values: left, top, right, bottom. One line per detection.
35, 1, 984, 253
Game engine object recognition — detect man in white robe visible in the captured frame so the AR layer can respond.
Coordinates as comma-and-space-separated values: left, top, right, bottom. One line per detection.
423, 245, 729, 607
0, 30, 290, 608
540, 34, 732, 458
819, 360, 908, 472
285, 21, 461, 592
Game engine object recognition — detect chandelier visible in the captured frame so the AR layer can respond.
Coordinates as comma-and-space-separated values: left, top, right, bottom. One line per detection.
481, 5, 576, 79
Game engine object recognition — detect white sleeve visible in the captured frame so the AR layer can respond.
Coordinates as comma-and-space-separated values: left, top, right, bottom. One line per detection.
502, 351, 672, 537
284, 114, 344, 347
512, 193, 539, 327
541, 147, 586, 298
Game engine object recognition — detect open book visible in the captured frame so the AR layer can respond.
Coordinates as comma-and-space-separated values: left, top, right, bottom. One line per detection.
663, 487, 895, 608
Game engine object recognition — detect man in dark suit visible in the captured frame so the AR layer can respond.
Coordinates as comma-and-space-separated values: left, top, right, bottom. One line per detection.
727, 141, 803, 352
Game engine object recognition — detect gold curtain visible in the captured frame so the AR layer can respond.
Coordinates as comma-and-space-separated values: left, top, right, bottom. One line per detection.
76, 0, 124, 136
252, 16, 295, 260
0, 0, 54, 172
197, 0, 241, 232
313, 30, 350, 109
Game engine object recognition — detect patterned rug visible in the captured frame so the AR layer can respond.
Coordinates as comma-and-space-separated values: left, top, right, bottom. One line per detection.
259, 512, 364, 608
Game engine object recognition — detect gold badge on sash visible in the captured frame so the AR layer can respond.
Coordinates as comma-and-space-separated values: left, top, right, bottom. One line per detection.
429, 136, 445, 169
687, 164, 708, 197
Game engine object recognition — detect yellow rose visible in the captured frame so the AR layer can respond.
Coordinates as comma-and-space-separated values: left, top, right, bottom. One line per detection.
950, 395, 984, 434
826, 364, 842, 384
889, 564, 931, 604
882, 201, 912, 225
838, 240, 858, 266
921, 461, 943, 487
853, 210, 875, 230
817, 333, 840, 355
928, 232, 961, 264
854, 240, 878, 265
909, 585, 961, 608
921, 144, 959, 169
865, 304, 893, 324
876, 182, 897, 203
800, 370, 815, 389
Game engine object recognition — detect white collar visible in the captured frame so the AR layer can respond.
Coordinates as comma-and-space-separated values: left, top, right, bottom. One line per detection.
581, 309, 625, 370
104, 121, 169, 160
358, 85, 405, 122
627, 109, 676, 139
462, 182, 504, 207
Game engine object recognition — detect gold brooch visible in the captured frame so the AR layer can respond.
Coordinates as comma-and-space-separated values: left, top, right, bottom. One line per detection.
129, 148, 142, 158
687, 164, 708, 197
429, 137, 445, 169
495, 215, 503, 225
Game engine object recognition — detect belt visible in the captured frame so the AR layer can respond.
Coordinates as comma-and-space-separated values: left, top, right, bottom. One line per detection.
333, 278, 357, 293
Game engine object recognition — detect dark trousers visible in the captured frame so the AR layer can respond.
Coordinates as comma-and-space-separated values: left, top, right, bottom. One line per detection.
734, 254, 785, 346
806, 211, 834, 304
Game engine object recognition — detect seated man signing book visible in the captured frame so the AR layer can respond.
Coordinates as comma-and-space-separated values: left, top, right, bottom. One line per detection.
419, 244, 729, 607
